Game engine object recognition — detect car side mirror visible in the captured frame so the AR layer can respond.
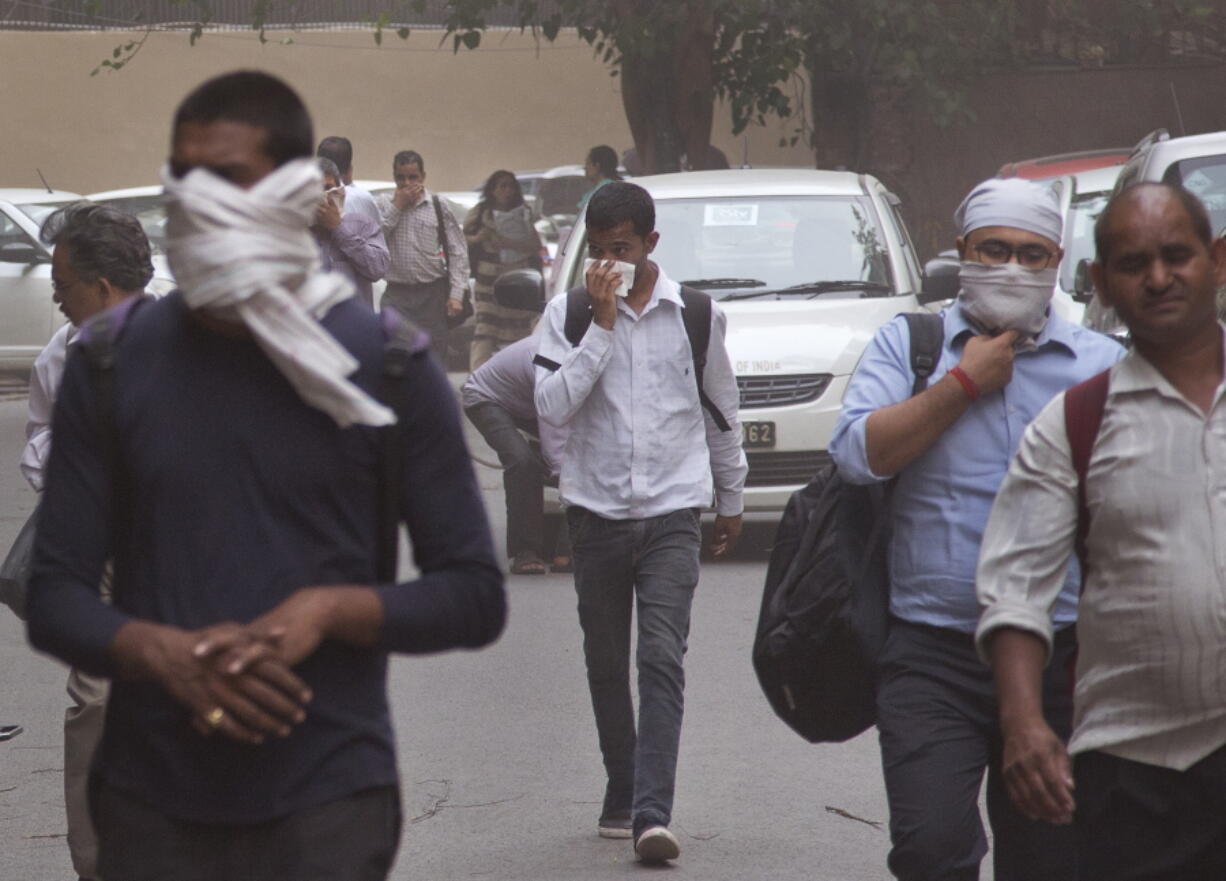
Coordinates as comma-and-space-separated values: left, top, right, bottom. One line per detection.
493, 268, 546, 313
0, 242, 50, 265
1072, 258, 1095, 303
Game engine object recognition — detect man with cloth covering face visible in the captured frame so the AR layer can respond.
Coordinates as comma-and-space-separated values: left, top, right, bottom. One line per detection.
829, 177, 1124, 881
25, 70, 505, 881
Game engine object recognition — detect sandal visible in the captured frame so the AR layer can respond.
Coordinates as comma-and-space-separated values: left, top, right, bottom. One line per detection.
550, 555, 573, 574
510, 552, 547, 575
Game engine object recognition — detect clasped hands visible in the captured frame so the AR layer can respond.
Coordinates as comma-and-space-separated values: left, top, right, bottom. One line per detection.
120, 588, 337, 746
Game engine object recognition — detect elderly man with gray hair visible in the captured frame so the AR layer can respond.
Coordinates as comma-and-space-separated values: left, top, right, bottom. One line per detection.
828, 178, 1125, 881
23, 201, 153, 881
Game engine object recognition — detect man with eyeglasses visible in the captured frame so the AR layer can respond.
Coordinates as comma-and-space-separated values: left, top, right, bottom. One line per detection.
829, 177, 1124, 881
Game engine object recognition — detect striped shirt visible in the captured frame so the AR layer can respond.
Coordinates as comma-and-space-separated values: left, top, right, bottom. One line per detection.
976, 328, 1226, 770
375, 189, 469, 299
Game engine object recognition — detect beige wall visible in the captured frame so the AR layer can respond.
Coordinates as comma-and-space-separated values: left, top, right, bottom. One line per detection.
1, 27, 813, 195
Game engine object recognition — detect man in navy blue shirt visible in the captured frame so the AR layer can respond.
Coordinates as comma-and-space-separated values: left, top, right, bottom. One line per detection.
26, 71, 505, 881
829, 178, 1123, 881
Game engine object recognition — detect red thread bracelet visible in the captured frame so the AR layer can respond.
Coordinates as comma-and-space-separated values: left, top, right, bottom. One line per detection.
948, 366, 980, 401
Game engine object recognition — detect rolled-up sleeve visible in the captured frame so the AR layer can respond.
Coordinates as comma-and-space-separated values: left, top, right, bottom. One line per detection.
828, 315, 915, 484
702, 303, 747, 516
533, 295, 613, 428
974, 394, 1078, 664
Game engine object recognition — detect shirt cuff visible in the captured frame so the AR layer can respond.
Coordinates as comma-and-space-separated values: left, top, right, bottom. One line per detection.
714, 491, 743, 517
974, 600, 1055, 666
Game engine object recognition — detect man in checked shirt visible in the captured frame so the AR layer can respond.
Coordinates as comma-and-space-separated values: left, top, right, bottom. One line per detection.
376, 150, 469, 359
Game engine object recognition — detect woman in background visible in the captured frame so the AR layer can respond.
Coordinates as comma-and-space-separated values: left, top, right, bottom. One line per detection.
464, 170, 543, 370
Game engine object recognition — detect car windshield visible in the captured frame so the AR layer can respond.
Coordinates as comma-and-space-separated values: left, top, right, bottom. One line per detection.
1059, 189, 1110, 293
16, 200, 76, 228
1164, 154, 1226, 234
649, 195, 892, 299
95, 194, 169, 254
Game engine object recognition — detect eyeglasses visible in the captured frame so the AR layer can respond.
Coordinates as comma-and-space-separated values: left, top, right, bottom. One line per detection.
973, 240, 1054, 269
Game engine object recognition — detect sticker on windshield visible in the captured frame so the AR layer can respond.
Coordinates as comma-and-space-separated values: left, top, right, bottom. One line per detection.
703, 203, 758, 226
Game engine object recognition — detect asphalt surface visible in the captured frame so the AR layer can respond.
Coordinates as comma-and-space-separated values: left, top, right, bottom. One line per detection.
0, 378, 934, 881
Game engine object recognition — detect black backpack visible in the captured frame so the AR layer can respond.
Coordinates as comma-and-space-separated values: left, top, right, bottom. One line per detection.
752, 311, 943, 743
547, 285, 732, 432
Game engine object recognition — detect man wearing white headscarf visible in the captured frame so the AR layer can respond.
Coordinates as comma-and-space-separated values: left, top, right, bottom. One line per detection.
25, 70, 505, 881
828, 177, 1124, 881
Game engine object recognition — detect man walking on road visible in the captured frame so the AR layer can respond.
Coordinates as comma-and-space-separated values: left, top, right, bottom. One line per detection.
26, 70, 505, 881
316, 135, 380, 225
829, 177, 1123, 881
23, 202, 153, 881
313, 157, 388, 309
979, 183, 1226, 880
376, 150, 469, 360
534, 181, 747, 864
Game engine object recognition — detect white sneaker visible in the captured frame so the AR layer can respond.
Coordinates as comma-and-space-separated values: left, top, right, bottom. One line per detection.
634, 825, 680, 863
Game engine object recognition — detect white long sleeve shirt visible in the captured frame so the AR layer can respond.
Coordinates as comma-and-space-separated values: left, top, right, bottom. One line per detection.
21, 322, 73, 492
534, 266, 746, 520
976, 333, 1226, 770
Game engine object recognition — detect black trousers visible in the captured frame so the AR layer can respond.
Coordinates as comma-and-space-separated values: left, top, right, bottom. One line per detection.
93, 781, 401, 881
876, 618, 1077, 881
465, 400, 547, 559
1076, 744, 1226, 881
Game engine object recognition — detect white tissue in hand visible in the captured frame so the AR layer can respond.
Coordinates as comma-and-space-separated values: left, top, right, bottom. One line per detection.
583, 258, 637, 297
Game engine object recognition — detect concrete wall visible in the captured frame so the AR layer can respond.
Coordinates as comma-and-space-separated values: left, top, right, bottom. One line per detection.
0, 27, 813, 195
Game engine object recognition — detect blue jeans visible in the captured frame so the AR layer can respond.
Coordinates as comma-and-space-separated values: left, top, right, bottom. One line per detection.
567, 506, 701, 834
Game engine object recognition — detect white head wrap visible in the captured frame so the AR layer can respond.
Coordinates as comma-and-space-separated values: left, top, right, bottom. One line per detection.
161, 158, 395, 428
954, 178, 1063, 245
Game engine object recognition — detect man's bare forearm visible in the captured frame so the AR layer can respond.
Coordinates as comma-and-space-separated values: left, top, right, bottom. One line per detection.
865, 373, 972, 476
989, 627, 1049, 728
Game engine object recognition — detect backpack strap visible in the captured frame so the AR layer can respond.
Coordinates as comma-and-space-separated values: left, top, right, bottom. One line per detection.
79, 294, 152, 551
1063, 368, 1111, 578
431, 195, 450, 275
679, 285, 731, 432
376, 308, 431, 583
545, 284, 732, 430
901, 311, 944, 395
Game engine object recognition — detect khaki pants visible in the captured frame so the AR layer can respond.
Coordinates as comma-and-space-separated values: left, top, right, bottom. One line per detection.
66, 566, 111, 880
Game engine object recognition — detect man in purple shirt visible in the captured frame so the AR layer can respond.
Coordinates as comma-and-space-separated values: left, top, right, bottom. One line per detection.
313, 157, 389, 308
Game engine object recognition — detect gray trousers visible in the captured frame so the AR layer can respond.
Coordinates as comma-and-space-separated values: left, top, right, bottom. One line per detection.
567, 506, 701, 836
381, 278, 449, 360
66, 565, 112, 880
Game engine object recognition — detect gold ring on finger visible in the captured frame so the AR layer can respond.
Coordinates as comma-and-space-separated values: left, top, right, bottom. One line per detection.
205, 707, 226, 728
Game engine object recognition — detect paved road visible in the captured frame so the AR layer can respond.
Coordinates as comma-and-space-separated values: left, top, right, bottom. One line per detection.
0, 384, 912, 881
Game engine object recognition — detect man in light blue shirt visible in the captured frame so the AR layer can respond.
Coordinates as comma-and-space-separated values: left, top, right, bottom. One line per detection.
829, 177, 1123, 881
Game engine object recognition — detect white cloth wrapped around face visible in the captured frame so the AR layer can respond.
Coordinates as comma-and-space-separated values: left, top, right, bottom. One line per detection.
161, 158, 396, 428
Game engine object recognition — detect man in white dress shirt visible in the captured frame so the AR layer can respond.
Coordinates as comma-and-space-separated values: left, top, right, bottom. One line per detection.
534, 182, 747, 863
25, 202, 152, 881
977, 182, 1226, 880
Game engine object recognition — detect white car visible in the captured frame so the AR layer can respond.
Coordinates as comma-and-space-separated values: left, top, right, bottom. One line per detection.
547, 169, 931, 511
0, 188, 83, 370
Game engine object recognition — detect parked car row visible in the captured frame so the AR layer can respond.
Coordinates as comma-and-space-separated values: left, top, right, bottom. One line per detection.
9, 134, 1226, 511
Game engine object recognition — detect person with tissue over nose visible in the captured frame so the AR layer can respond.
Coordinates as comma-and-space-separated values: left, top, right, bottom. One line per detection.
534, 182, 746, 864
828, 176, 1124, 881
24, 70, 505, 881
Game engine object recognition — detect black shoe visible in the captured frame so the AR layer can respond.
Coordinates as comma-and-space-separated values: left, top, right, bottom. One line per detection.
0, 725, 22, 742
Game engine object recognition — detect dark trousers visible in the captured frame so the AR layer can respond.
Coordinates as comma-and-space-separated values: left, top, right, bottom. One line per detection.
93, 781, 401, 881
465, 401, 546, 559
876, 619, 1077, 881
1076, 744, 1226, 881
567, 506, 701, 835
383, 277, 449, 360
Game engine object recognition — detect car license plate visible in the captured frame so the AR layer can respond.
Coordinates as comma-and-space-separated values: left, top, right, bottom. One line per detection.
743, 421, 775, 448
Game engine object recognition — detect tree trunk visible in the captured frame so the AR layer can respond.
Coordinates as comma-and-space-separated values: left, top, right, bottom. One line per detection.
616, 0, 716, 174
